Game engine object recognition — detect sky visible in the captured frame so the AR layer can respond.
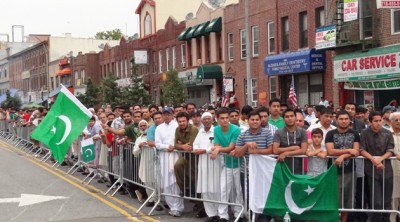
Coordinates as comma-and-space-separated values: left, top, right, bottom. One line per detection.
0, 0, 141, 42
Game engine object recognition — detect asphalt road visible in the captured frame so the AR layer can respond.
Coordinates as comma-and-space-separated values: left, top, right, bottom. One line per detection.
0, 139, 214, 222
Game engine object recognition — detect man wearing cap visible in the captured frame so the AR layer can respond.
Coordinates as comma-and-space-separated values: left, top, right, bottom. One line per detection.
155, 107, 183, 217
382, 105, 396, 129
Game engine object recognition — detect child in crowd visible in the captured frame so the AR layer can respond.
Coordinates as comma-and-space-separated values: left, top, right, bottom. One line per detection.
306, 128, 327, 177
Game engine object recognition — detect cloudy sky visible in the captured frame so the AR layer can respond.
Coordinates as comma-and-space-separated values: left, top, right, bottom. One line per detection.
0, 0, 141, 41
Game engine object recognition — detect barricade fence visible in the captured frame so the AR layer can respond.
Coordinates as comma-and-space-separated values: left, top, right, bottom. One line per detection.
0, 119, 399, 221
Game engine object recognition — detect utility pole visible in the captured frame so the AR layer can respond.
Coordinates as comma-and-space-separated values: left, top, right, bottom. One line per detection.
245, 0, 252, 106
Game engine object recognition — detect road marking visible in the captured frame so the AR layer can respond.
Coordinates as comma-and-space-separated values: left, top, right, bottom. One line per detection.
0, 194, 67, 207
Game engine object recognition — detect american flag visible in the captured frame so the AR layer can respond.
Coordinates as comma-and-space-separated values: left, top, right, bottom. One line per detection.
288, 75, 298, 108
221, 82, 229, 107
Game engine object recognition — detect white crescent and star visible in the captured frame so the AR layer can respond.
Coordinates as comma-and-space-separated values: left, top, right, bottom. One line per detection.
84, 148, 93, 158
284, 181, 316, 215
50, 115, 72, 145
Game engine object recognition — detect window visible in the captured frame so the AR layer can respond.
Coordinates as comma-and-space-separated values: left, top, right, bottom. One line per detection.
74, 71, 78, 84
392, 9, 400, 34
269, 76, 277, 99
181, 44, 186, 68
81, 69, 86, 83
316, 7, 325, 27
299, 12, 308, 48
172, 46, 176, 69
240, 29, 246, 59
125, 59, 128, 78
267, 22, 275, 54
228, 33, 233, 61
245, 78, 258, 107
281, 17, 289, 51
144, 14, 152, 36
359, 0, 372, 39
252, 26, 259, 57
166, 48, 170, 70
159, 50, 163, 73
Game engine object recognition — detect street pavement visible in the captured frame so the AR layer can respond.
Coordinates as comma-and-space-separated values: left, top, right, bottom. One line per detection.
0, 139, 219, 222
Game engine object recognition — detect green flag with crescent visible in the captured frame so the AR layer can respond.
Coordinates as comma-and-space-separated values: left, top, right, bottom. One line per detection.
31, 85, 92, 163
81, 137, 95, 162
249, 155, 338, 221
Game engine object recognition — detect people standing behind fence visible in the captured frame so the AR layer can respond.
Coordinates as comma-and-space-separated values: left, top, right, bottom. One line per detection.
382, 105, 397, 129
360, 111, 394, 222
239, 105, 252, 127
229, 108, 248, 133
210, 107, 244, 222
193, 112, 221, 222
325, 110, 360, 222
304, 105, 316, 125
155, 107, 183, 217
97, 112, 110, 183
190, 111, 203, 129
390, 112, 400, 222
272, 109, 308, 174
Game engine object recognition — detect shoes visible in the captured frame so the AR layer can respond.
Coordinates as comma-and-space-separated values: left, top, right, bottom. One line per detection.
146, 202, 155, 207
97, 178, 105, 183
218, 219, 228, 222
77, 168, 84, 173
196, 210, 207, 218
155, 205, 163, 211
236, 217, 246, 222
168, 210, 182, 217
118, 189, 128, 195
135, 190, 144, 203
205, 216, 220, 222
82, 171, 89, 175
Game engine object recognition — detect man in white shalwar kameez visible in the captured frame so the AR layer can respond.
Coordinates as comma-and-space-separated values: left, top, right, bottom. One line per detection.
193, 112, 221, 222
155, 107, 183, 217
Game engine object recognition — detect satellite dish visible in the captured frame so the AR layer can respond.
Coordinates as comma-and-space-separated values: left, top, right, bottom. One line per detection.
185, 12, 194, 21
208, 0, 225, 7
133, 33, 139, 39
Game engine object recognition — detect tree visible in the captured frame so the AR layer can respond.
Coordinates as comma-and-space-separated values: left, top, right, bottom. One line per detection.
101, 73, 122, 107
1, 90, 21, 109
120, 58, 150, 107
161, 69, 186, 107
76, 78, 101, 108
94, 29, 123, 40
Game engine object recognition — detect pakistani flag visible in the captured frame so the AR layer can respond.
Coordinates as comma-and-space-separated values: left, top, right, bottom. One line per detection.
249, 155, 338, 221
81, 137, 95, 162
31, 85, 92, 163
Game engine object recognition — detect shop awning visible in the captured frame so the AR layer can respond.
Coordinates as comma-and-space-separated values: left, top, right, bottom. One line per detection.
177, 27, 192, 41
185, 25, 200, 39
344, 78, 400, 90
264, 48, 326, 76
205, 17, 222, 33
193, 21, 210, 37
57, 68, 71, 76
196, 65, 223, 79
56, 70, 63, 75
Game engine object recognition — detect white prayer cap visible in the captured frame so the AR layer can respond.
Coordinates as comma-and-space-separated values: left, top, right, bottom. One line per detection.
201, 112, 212, 120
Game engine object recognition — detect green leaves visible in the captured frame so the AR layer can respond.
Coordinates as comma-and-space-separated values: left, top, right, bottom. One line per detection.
161, 69, 186, 107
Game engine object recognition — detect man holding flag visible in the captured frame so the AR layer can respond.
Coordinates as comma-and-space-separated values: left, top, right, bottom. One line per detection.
31, 85, 92, 164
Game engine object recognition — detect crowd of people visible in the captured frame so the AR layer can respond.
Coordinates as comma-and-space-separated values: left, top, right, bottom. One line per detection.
2, 99, 400, 222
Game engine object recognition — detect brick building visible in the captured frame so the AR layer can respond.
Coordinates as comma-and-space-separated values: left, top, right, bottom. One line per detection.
224, 0, 331, 107
329, 0, 400, 109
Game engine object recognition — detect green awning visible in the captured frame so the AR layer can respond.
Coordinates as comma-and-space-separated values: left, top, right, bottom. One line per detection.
186, 25, 200, 39
196, 65, 223, 79
193, 21, 210, 37
205, 17, 222, 33
177, 27, 192, 41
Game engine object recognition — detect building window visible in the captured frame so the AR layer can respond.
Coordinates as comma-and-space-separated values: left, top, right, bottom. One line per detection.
166, 48, 170, 70
269, 76, 277, 99
392, 9, 400, 34
299, 12, 308, 48
240, 29, 246, 59
172, 46, 176, 69
144, 14, 152, 36
81, 69, 85, 83
159, 50, 163, 73
281, 17, 289, 51
360, 0, 372, 39
252, 26, 259, 57
245, 78, 258, 107
267, 22, 275, 54
181, 44, 186, 68
316, 7, 325, 27
228, 33, 233, 61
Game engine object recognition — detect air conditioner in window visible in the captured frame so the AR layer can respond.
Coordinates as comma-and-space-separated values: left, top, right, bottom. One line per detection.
339, 31, 349, 41
181, 62, 186, 68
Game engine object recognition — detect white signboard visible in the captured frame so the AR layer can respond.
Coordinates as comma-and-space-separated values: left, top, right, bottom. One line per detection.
377, 0, 400, 8
334, 51, 400, 81
315, 25, 336, 49
223, 78, 233, 92
134, 50, 148, 64
344, 0, 358, 22
115, 78, 133, 87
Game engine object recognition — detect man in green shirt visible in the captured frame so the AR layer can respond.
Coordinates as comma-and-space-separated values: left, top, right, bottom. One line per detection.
211, 107, 243, 222
268, 98, 285, 129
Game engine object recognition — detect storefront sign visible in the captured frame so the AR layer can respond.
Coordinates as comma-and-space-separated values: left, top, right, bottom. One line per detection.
344, 79, 400, 90
115, 78, 132, 87
334, 45, 400, 81
223, 78, 233, 92
377, 0, 400, 8
315, 25, 336, 49
344, 0, 358, 22
134, 50, 148, 64
264, 48, 326, 76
